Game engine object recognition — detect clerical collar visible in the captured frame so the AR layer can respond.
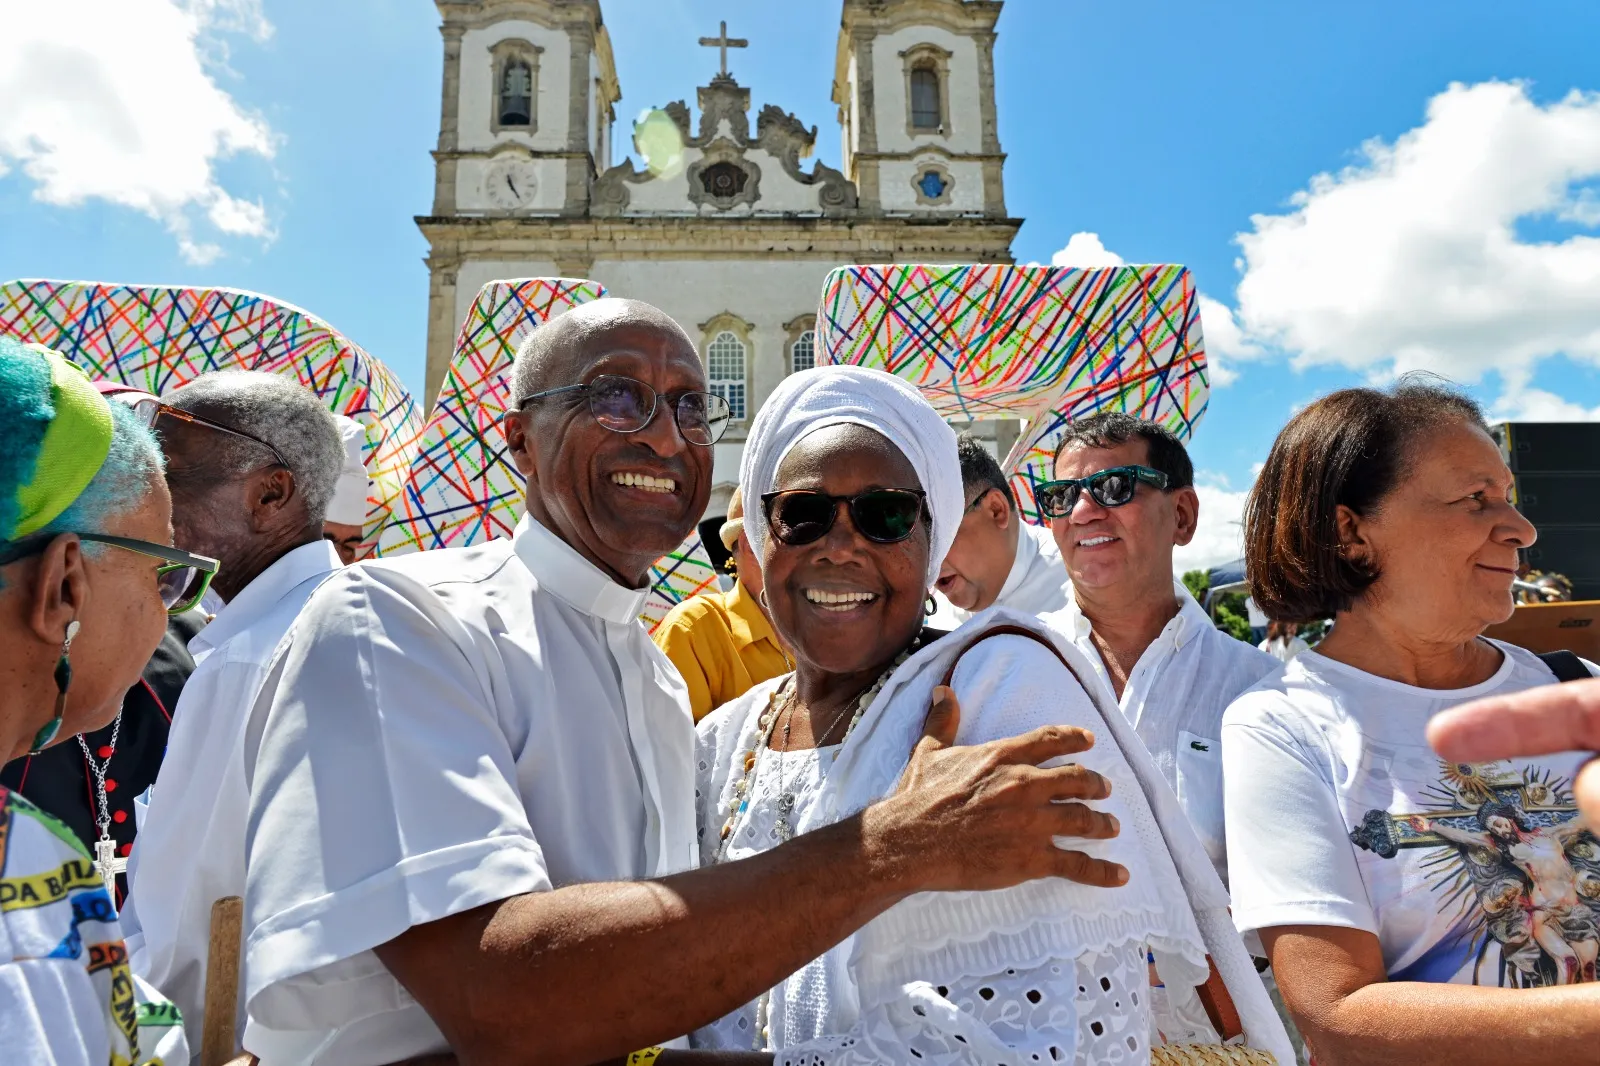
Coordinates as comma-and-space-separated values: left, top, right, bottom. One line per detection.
512, 514, 649, 625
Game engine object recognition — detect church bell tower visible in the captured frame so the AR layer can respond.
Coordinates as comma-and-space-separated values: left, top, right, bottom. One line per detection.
833, 0, 1006, 217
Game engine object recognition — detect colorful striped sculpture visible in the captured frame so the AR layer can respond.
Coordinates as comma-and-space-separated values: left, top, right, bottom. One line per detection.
816, 263, 1210, 523
0, 279, 424, 553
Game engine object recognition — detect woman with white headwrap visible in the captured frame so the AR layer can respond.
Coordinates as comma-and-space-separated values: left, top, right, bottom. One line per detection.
692, 366, 1292, 1065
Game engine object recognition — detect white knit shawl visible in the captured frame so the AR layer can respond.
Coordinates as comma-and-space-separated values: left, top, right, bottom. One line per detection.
778, 607, 1296, 1063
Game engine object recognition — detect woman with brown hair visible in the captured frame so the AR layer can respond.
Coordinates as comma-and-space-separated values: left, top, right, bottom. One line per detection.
1222, 379, 1600, 1064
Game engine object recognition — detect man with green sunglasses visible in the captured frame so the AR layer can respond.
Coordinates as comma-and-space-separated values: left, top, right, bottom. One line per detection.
1039, 411, 1280, 890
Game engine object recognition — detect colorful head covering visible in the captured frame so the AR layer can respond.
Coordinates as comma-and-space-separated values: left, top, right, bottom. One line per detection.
0, 338, 115, 542
739, 365, 961, 587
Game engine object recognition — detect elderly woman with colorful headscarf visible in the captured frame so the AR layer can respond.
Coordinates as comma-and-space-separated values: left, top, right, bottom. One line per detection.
691, 366, 1292, 1065
0, 337, 213, 1064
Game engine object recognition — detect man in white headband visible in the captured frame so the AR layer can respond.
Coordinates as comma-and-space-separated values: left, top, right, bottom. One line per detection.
654, 486, 789, 721
322, 415, 370, 564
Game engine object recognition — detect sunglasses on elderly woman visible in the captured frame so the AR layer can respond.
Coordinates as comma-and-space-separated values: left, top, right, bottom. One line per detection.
0, 533, 220, 615
518, 374, 732, 446
1035, 465, 1170, 519
761, 489, 928, 546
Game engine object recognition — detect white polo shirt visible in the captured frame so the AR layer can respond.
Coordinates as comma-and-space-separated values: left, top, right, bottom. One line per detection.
1043, 582, 1281, 884
239, 515, 697, 1065
122, 539, 343, 1061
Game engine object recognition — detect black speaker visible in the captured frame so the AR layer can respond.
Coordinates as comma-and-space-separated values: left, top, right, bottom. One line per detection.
1493, 422, 1600, 600
1493, 422, 1600, 474
1507, 473, 1600, 527
1523, 526, 1600, 598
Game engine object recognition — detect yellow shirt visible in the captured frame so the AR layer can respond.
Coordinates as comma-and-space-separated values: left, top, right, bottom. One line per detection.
653, 579, 790, 722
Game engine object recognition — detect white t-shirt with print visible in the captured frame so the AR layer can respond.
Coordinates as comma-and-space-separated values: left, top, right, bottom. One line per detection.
1223, 640, 1600, 988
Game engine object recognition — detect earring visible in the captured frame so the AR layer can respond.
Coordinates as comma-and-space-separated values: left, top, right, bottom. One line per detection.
759, 589, 770, 612
924, 593, 937, 618
30, 620, 79, 754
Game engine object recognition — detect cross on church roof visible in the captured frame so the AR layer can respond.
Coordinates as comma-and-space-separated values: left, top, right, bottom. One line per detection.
698, 20, 748, 78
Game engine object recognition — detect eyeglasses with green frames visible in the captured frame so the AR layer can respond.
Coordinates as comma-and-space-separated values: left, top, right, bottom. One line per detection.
0, 533, 221, 615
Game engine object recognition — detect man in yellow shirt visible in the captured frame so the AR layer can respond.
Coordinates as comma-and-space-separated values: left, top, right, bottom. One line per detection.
654, 487, 790, 721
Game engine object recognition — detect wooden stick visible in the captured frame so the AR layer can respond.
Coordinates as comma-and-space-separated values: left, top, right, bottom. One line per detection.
201, 895, 244, 1066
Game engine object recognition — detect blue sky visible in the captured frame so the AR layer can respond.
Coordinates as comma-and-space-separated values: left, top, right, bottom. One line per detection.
5, 0, 1600, 566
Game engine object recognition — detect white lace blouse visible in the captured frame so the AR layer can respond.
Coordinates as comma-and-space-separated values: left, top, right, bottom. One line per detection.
693, 738, 1162, 1064
689, 611, 1273, 1065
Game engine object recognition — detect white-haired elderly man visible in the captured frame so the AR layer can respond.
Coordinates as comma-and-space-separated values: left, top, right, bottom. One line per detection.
119, 370, 347, 1060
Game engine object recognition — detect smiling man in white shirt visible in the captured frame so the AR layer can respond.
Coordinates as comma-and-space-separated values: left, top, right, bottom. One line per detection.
1039, 412, 1280, 884
238, 299, 1132, 1066
930, 432, 1071, 628
119, 372, 347, 1060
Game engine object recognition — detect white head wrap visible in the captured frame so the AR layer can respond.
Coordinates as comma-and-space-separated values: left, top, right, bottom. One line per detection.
739, 366, 961, 587
326, 414, 370, 526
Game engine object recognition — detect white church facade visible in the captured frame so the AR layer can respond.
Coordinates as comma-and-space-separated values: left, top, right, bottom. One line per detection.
420, 0, 1021, 510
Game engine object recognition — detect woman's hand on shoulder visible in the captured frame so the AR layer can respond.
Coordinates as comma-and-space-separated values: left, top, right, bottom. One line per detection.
865, 685, 1128, 894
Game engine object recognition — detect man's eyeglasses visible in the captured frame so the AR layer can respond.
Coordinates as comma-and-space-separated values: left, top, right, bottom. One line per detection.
130, 398, 290, 471
0, 533, 221, 615
1035, 465, 1170, 519
518, 374, 731, 446
761, 489, 928, 546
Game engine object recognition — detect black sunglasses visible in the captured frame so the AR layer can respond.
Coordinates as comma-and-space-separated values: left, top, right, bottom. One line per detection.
1036, 465, 1170, 519
761, 489, 928, 546
130, 398, 290, 471
0, 533, 220, 614
518, 374, 731, 446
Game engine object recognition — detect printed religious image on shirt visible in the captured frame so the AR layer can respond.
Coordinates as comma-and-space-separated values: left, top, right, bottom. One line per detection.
1350, 760, 1600, 987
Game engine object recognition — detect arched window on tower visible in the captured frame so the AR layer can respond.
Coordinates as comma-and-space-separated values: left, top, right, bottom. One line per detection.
910, 65, 942, 131
706, 331, 748, 420
790, 329, 816, 373
500, 58, 533, 127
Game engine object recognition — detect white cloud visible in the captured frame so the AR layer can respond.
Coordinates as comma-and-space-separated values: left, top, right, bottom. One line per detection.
1492, 386, 1600, 422
1173, 480, 1250, 575
1050, 232, 1125, 267
0, 1, 276, 263
1195, 295, 1262, 386
1050, 232, 1242, 387
1231, 81, 1600, 384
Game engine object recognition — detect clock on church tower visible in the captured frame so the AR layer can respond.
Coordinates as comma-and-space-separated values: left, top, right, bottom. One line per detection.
418, 0, 1022, 518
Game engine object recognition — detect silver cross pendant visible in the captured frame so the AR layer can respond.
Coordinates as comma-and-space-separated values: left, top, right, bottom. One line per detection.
93, 836, 126, 901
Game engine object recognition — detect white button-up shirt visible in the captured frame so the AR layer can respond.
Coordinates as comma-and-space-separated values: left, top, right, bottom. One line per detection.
238, 515, 697, 1065
1042, 582, 1281, 884
931, 522, 1071, 628
122, 539, 343, 1061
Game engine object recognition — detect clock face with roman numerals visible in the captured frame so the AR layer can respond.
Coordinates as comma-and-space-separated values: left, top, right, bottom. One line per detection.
484, 158, 537, 210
